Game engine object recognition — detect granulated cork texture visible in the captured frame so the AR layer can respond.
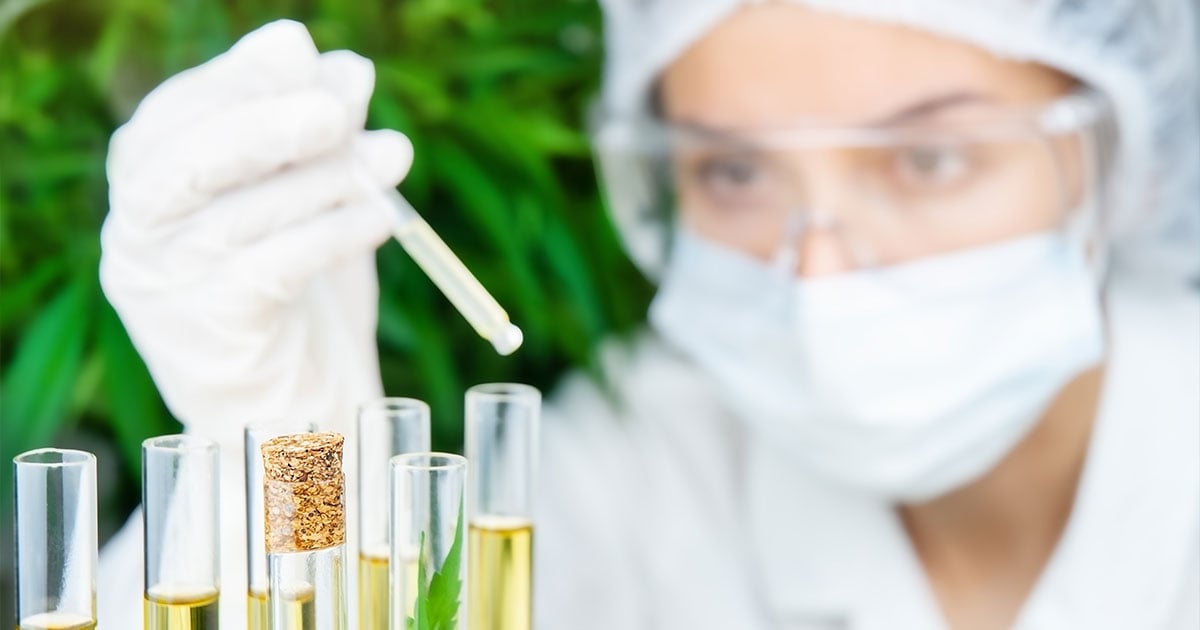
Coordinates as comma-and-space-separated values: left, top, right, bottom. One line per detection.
261, 432, 346, 553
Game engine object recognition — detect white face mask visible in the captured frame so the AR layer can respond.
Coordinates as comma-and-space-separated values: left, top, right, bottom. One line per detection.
650, 229, 1106, 501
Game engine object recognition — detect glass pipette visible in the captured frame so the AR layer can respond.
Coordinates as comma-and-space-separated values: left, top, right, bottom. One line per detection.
355, 170, 524, 356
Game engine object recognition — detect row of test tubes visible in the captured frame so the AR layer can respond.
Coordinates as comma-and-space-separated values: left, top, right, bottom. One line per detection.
12, 382, 540, 630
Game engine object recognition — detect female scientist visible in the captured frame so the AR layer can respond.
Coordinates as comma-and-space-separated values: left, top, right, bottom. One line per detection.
97, 1, 1199, 628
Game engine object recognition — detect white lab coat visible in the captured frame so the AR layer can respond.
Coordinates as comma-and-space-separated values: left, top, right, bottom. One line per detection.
534, 270, 1200, 629
96, 271, 1197, 629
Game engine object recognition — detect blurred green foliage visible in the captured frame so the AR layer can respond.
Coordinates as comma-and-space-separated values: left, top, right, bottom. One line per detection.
0, 0, 650, 621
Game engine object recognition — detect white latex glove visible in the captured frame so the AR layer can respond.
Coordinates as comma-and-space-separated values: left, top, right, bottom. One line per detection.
96, 20, 410, 629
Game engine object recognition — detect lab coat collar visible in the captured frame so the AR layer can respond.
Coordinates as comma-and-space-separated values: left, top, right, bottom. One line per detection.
744, 278, 1199, 630
1013, 276, 1200, 629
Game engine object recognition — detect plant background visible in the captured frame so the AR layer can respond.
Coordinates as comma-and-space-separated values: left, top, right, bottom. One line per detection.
0, 0, 652, 623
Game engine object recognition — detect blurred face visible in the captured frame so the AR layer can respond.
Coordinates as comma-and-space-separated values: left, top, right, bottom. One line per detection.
658, 4, 1080, 275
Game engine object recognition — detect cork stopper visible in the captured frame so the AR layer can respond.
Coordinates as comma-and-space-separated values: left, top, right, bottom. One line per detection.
261, 432, 346, 553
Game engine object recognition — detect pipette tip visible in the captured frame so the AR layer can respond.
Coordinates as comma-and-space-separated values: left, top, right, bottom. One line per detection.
490, 324, 524, 356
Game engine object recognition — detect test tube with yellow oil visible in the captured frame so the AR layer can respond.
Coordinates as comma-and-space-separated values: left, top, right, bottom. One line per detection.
390, 453, 468, 630
357, 398, 431, 629
142, 435, 221, 629
465, 384, 541, 630
14, 448, 99, 630
353, 168, 523, 358
245, 420, 319, 629
263, 432, 349, 630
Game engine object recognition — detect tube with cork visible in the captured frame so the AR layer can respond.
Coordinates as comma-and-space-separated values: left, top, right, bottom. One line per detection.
261, 432, 350, 629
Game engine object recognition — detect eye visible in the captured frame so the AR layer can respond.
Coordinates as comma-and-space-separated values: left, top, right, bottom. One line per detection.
688, 153, 779, 210
892, 144, 972, 189
699, 154, 761, 188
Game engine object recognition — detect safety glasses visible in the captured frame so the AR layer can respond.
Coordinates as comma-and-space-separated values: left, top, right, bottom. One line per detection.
591, 88, 1113, 276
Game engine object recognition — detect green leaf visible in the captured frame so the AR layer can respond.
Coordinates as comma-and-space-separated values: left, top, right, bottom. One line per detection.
377, 284, 419, 352
426, 138, 550, 337
408, 498, 464, 630
428, 501, 465, 630
0, 275, 90, 452
0, 275, 91, 509
0, 255, 66, 328
0, 0, 52, 44
96, 302, 179, 477
411, 530, 431, 630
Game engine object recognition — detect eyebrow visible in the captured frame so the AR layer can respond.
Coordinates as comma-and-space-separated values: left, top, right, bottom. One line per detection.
667, 90, 996, 136
662, 90, 998, 151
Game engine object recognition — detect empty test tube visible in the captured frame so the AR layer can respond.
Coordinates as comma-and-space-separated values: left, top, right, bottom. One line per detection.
14, 448, 98, 630
142, 435, 220, 629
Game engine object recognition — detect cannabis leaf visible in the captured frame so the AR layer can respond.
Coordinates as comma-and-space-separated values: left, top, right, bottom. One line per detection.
408, 500, 464, 630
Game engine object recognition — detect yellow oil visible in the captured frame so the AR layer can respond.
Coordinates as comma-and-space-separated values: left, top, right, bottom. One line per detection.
358, 552, 389, 630
248, 590, 269, 630
396, 554, 419, 620
143, 587, 219, 629
17, 612, 96, 630
271, 585, 316, 630
468, 517, 533, 630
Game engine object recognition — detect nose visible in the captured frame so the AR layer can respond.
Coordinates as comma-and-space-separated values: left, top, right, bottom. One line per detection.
789, 154, 860, 278
790, 213, 857, 277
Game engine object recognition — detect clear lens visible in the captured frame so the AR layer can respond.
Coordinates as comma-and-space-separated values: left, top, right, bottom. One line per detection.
676, 136, 1071, 266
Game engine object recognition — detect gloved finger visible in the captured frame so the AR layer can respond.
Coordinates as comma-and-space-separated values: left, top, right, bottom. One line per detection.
359, 128, 414, 189
101, 128, 411, 291
137, 20, 320, 119
200, 129, 414, 246
227, 202, 393, 307
112, 89, 353, 227
109, 20, 322, 185
317, 49, 375, 130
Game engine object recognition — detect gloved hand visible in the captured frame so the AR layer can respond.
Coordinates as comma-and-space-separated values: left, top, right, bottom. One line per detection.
96, 20, 409, 628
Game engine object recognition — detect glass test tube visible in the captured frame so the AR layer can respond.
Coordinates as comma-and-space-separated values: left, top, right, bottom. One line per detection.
262, 433, 349, 630
465, 384, 540, 630
143, 435, 221, 629
357, 399, 432, 630
352, 165, 523, 357
245, 420, 319, 629
14, 449, 98, 630
390, 453, 467, 630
